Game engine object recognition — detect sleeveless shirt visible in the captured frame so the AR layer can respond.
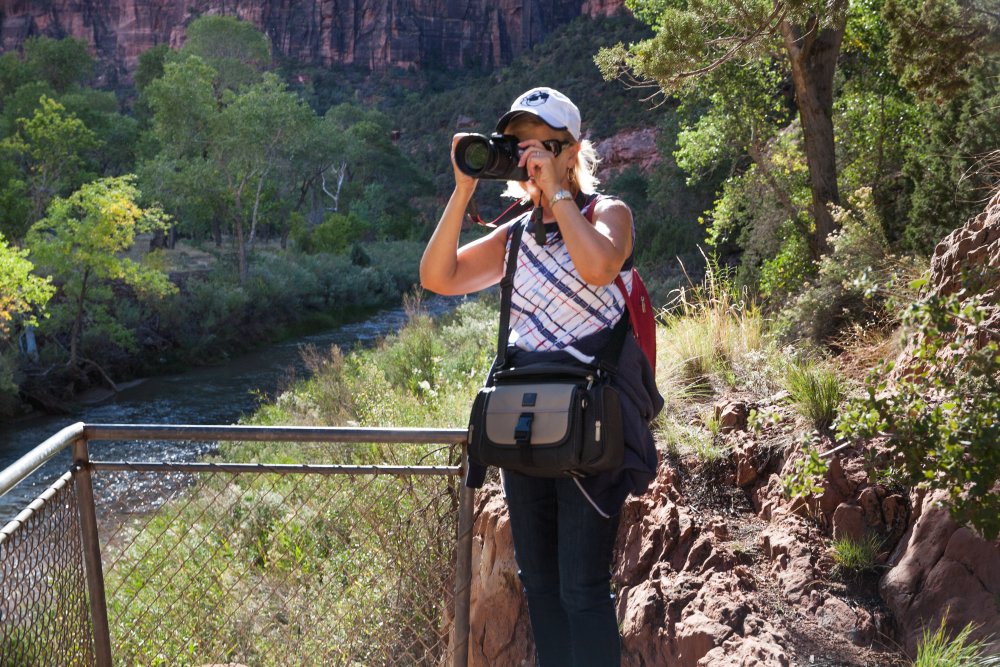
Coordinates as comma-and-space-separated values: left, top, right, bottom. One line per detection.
504, 199, 633, 359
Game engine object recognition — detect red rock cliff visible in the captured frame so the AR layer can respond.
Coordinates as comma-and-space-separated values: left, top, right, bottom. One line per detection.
0, 0, 626, 85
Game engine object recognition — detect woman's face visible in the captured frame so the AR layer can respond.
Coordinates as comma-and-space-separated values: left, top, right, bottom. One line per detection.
505, 119, 578, 197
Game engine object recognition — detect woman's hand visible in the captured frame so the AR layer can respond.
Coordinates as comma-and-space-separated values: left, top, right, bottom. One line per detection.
517, 139, 560, 199
451, 133, 478, 192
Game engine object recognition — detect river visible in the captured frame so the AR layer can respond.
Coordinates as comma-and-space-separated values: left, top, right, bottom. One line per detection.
0, 296, 464, 522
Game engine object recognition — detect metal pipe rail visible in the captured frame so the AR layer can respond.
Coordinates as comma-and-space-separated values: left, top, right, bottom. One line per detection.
0, 422, 474, 667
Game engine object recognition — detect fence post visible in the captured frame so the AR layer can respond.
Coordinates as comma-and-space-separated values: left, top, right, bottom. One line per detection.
73, 437, 113, 667
452, 444, 475, 667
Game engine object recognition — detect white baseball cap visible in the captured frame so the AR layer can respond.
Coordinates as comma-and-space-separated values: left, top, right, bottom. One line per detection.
495, 87, 581, 141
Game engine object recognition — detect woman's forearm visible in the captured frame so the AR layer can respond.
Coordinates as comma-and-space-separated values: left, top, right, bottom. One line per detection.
419, 183, 477, 293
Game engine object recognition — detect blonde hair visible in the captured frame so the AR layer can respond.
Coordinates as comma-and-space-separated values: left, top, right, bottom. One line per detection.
500, 117, 601, 200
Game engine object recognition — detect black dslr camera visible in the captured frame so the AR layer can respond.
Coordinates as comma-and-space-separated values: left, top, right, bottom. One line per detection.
454, 133, 528, 182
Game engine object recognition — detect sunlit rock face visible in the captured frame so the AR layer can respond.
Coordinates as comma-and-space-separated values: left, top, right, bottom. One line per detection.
0, 0, 626, 86
881, 191, 1000, 657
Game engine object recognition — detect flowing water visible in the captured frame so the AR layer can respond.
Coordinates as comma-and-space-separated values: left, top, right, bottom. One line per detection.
0, 296, 464, 522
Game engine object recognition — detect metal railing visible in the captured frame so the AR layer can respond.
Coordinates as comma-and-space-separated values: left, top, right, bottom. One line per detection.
0, 423, 473, 667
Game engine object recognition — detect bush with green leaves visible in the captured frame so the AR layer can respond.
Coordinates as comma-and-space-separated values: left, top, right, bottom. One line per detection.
838, 291, 1000, 540
776, 187, 922, 344
292, 212, 369, 255
781, 442, 830, 500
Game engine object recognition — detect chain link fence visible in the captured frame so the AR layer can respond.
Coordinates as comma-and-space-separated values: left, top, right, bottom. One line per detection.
0, 471, 95, 666
0, 425, 473, 667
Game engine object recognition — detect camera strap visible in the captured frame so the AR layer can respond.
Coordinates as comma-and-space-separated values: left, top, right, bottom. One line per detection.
466, 197, 533, 228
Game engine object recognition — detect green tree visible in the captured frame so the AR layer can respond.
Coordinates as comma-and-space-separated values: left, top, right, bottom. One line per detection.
22, 36, 94, 93
26, 176, 175, 369
215, 73, 314, 282
0, 52, 32, 111
0, 96, 100, 221
179, 15, 271, 93
599, 0, 850, 256
141, 56, 224, 243
0, 233, 54, 336
884, 0, 997, 103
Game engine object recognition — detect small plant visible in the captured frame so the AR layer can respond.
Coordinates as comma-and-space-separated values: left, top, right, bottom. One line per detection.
660, 417, 728, 463
781, 442, 829, 499
861, 447, 907, 492
913, 618, 1000, 667
838, 291, 1000, 539
829, 535, 881, 574
748, 407, 783, 433
657, 257, 765, 398
785, 359, 844, 430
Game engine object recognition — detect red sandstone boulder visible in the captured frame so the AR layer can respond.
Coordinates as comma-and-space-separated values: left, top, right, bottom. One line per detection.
880, 491, 1000, 656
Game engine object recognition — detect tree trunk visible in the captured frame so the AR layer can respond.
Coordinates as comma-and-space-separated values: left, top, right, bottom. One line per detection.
69, 269, 90, 369
780, 6, 848, 257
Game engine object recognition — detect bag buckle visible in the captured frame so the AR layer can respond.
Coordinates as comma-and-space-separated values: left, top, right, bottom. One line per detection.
515, 412, 533, 445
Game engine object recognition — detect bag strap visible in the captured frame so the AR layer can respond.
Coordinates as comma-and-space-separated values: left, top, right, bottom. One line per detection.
493, 219, 525, 371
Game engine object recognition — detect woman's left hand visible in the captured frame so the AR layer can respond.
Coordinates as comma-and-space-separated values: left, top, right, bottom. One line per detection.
517, 140, 560, 198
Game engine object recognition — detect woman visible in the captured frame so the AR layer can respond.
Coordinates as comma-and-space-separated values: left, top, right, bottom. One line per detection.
420, 87, 662, 666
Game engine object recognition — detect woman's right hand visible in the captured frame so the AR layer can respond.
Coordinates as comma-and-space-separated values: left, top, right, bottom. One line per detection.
451, 133, 478, 191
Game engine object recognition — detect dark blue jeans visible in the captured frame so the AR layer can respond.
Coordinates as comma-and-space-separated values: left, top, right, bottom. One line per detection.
502, 470, 621, 667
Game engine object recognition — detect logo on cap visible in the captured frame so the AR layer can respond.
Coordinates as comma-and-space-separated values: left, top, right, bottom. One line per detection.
521, 91, 550, 107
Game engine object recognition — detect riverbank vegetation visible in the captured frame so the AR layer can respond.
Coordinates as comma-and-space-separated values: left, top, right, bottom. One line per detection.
0, 17, 436, 418
102, 297, 494, 665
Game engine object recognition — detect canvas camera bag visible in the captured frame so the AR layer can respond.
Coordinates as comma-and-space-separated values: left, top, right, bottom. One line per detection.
467, 218, 628, 478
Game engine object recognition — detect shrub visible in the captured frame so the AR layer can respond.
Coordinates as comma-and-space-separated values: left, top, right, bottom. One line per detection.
838, 292, 1000, 540
785, 359, 844, 431
776, 187, 922, 345
781, 442, 829, 499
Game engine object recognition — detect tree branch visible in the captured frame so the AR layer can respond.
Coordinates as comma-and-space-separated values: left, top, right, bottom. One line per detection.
662, 2, 789, 86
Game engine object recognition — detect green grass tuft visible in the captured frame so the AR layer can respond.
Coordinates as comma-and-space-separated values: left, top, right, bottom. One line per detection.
913, 618, 1000, 667
829, 535, 881, 573
785, 360, 844, 430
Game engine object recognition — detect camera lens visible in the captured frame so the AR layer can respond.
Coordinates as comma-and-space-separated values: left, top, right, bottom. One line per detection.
455, 133, 528, 182
463, 141, 489, 172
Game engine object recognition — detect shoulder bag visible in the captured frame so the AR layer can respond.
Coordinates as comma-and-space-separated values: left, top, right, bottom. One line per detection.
467, 218, 629, 478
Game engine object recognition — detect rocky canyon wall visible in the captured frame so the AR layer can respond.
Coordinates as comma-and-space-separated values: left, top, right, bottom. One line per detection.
0, 0, 625, 86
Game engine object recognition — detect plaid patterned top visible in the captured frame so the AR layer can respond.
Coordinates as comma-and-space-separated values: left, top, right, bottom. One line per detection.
506, 211, 632, 358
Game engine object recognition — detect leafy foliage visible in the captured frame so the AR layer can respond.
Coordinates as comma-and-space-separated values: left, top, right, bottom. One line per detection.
0, 96, 100, 223
26, 176, 175, 364
838, 292, 1000, 539
776, 187, 923, 343
0, 233, 54, 335
781, 443, 830, 499
21, 36, 94, 93
884, 0, 996, 102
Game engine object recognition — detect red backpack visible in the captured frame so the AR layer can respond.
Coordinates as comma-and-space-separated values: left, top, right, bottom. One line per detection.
613, 269, 657, 374
581, 196, 657, 374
